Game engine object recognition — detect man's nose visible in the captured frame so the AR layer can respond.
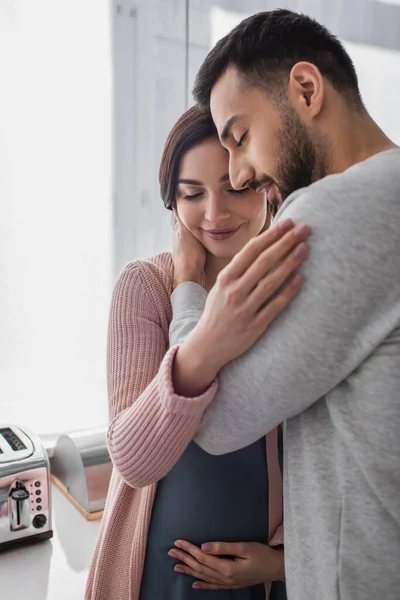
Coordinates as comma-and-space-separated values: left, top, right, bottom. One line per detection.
229, 156, 254, 190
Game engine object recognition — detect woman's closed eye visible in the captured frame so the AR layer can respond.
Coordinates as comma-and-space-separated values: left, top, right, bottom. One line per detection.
227, 187, 250, 195
183, 192, 203, 201
183, 187, 249, 201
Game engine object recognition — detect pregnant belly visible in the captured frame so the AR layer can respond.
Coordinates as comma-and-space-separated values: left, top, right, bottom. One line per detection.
146, 439, 270, 553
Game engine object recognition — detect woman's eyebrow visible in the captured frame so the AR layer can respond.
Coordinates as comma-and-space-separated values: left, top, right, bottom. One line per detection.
177, 178, 203, 185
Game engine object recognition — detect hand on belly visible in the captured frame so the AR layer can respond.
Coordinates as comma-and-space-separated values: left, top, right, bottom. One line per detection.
167, 539, 285, 590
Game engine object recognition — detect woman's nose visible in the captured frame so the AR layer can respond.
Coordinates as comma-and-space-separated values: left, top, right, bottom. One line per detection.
204, 196, 231, 222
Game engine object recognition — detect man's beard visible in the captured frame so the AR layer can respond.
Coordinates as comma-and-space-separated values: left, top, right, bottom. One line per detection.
275, 105, 330, 202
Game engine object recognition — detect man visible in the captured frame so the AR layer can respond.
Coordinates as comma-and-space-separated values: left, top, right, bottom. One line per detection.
165, 9, 400, 600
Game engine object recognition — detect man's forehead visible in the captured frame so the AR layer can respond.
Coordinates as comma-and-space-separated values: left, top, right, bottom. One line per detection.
213, 65, 241, 92
210, 68, 244, 131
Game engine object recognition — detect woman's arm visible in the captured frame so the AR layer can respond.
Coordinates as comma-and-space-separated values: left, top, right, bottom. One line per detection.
106, 262, 216, 488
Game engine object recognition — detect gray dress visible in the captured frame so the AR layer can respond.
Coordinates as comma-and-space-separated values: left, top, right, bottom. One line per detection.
139, 438, 286, 600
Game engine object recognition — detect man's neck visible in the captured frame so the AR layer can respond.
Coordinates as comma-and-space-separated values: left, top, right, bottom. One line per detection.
327, 110, 398, 175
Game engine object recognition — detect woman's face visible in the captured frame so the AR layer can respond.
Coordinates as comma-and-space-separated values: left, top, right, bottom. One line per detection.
175, 137, 267, 259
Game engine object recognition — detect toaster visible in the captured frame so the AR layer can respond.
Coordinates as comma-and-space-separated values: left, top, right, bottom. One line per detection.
0, 425, 53, 551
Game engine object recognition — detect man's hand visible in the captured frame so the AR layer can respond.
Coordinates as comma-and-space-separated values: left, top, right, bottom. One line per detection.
172, 219, 311, 396
168, 539, 285, 590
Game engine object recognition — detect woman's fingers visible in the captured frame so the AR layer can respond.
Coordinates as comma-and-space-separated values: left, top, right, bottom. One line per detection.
201, 541, 247, 557
172, 209, 206, 288
170, 540, 227, 571
174, 562, 219, 583
169, 549, 202, 572
168, 548, 221, 582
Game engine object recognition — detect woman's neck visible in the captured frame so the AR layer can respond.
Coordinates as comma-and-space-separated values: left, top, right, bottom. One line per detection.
204, 252, 231, 292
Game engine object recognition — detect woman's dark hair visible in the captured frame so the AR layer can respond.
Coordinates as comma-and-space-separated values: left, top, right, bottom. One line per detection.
193, 9, 364, 112
159, 106, 217, 210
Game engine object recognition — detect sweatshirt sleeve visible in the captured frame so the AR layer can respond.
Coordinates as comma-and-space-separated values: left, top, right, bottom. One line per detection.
169, 167, 400, 455
106, 262, 217, 487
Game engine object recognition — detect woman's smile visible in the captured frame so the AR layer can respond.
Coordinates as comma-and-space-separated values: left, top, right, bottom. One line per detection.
201, 225, 243, 240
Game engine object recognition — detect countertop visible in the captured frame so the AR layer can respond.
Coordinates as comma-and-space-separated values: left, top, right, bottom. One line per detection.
0, 485, 101, 600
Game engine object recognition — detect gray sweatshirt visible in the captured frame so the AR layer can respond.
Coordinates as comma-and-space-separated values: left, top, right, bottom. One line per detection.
169, 149, 400, 600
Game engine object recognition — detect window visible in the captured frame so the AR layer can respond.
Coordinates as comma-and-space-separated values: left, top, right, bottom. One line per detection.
1, 0, 112, 434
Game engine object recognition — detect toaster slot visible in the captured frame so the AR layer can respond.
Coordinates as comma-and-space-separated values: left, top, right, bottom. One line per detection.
0, 428, 27, 452
0, 426, 34, 463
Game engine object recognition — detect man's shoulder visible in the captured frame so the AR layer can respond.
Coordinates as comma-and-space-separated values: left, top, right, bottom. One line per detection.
316, 147, 400, 197
279, 148, 400, 224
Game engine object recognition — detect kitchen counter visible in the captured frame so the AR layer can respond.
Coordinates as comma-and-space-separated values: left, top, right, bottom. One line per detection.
0, 484, 101, 600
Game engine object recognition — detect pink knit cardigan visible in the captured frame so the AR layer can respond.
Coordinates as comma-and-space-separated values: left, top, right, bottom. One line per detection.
85, 252, 283, 600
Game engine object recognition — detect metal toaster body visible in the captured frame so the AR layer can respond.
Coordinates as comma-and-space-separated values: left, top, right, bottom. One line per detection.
0, 425, 53, 551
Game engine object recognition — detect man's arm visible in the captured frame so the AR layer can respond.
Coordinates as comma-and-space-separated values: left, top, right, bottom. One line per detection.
170, 172, 400, 454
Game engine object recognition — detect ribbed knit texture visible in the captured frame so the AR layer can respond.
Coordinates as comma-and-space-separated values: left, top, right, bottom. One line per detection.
85, 252, 283, 600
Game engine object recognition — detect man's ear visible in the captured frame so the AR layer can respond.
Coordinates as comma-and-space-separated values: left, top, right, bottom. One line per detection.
288, 61, 324, 120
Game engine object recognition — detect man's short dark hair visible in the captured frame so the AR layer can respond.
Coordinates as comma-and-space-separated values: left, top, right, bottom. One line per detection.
193, 9, 363, 111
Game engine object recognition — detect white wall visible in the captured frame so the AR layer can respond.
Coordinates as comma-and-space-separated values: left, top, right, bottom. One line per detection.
112, 0, 188, 274
0, 0, 112, 433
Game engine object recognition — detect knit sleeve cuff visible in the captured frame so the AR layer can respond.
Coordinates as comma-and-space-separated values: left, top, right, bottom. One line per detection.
171, 281, 207, 315
158, 345, 218, 417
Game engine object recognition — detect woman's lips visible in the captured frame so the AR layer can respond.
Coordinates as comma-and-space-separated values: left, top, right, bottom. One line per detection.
202, 226, 241, 240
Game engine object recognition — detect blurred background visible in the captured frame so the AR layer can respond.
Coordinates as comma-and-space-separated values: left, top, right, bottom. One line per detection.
1, 0, 400, 436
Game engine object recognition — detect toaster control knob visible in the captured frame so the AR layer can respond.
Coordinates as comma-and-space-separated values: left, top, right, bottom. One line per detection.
32, 514, 47, 529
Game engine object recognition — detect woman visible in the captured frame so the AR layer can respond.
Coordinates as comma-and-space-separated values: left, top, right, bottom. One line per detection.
86, 107, 309, 600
